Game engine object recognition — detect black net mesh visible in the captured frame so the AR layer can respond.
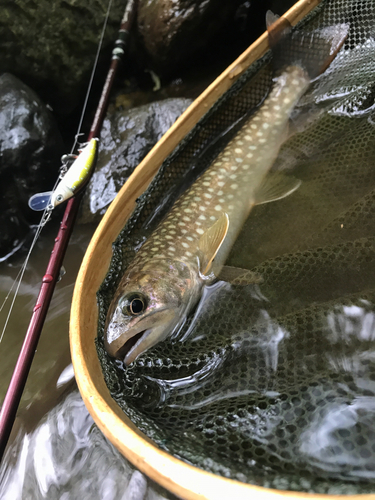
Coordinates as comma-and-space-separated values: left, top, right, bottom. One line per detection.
96, 0, 375, 493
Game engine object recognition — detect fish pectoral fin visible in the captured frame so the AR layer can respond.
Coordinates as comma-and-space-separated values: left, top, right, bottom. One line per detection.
218, 265, 263, 285
199, 212, 229, 276
255, 173, 301, 206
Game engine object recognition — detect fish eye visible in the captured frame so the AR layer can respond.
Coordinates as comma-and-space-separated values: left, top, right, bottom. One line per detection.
121, 294, 146, 316
56, 194, 64, 202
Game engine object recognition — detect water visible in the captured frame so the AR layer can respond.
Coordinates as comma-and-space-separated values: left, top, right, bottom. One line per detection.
0, 221, 173, 499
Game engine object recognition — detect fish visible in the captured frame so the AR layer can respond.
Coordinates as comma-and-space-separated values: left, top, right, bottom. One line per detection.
28, 137, 99, 211
104, 17, 349, 365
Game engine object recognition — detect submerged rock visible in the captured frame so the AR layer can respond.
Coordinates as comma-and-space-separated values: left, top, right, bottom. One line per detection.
0, 389, 175, 500
79, 97, 192, 224
0, 73, 64, 260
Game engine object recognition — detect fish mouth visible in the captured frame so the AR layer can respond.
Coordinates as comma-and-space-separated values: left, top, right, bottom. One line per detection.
105, 307, 178, 364
116, 329, 151, 364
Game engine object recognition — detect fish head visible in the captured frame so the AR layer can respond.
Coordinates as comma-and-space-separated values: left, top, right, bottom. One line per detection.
104, 258, 201, 365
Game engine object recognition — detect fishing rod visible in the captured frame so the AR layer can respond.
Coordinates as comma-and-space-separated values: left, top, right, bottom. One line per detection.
0, 0, 138, 461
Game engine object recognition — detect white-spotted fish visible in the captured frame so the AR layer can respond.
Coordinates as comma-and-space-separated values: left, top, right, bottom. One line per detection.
105, 18, 349, 365
28, 138, 99, 211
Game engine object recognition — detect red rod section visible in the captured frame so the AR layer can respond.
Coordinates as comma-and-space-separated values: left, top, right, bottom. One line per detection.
0, 0, 137, 461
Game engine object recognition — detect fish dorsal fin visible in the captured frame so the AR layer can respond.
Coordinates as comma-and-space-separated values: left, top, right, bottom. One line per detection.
266, 10, 292, 48
266, 10, 279, 28
199, 213, 229, 276
218, 265, 263, 285
255, 173, 301, 206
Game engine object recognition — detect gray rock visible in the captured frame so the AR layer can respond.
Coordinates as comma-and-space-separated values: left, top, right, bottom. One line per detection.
79, 97, 192, 224
0, 73, 64, 260
0, 0, 125, 114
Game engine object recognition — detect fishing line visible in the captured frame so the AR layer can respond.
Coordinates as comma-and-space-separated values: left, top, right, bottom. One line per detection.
0, 207, 52, 344
70, 0, 114, 154
0, 0, 114, 345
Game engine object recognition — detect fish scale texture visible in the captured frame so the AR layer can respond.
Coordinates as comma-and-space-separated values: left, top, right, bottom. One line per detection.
97, 0, 375, 493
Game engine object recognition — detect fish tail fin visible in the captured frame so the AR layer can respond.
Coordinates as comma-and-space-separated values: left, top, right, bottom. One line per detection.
266, 11, 349, 79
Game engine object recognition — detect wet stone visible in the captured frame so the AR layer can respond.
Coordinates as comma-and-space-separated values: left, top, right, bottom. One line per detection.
0, 73, 64, 260
79, 98, 192, 224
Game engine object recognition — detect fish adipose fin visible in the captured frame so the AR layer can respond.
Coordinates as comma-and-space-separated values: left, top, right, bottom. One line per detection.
218, 266, 263, 285
199, 212, 229, 276
255, 173, 301, 206
266, 10, 349, 79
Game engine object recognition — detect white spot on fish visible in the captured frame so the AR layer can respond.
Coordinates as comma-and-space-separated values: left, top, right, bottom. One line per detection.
182, 242, 189, 248
251, 124, 257, 129
235, 148, 242, 154
194, 196, 201, 202
244, 135, 251, 141
217, 190, 223, 196
231, 184, 238, 190
262, 123, 270, 129
199, 214, 206, 220
204, 193, 212, 199
196, 228, 204, 235
215, 205, 222, 211
236, 158, 243, 163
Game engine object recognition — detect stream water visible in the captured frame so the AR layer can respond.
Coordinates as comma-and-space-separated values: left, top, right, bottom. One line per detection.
0, 221, 173, 499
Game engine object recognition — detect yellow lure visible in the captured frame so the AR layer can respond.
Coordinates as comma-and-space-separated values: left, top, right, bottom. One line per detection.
28, 138, 99, 211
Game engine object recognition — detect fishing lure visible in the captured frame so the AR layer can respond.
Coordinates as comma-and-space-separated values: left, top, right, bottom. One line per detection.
28, 137, 99, 211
